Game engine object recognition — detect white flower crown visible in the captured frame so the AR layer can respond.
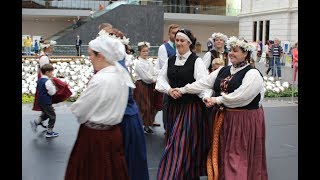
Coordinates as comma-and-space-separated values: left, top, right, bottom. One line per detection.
211, 32, 228, 42
226, 36, 256, 52
98, 29, 130, 45
137, 41, 150, 48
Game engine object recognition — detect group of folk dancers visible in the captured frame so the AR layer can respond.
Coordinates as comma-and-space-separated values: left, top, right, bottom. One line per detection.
31, 22, 268, 180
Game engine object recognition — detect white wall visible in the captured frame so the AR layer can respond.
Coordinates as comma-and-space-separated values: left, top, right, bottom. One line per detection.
239, 10, 297, 44
163, 22, 239, 51
22, 20, 72, 40
241, 0, 298, 14
239, 0, 298, 44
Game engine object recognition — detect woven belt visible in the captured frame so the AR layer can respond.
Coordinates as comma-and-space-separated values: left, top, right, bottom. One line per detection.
84, 121, 113, 130
207, 106, 252, 180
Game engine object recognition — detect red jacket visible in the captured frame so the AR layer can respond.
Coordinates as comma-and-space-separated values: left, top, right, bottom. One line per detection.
292, 48, 298, 65
32, 77, 72, 111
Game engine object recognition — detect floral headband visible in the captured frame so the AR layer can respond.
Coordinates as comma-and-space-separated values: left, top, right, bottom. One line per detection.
226, 36, 256, 52
211, 32, 228, 42
98, 29, 130, 45
137, 41, 150, 48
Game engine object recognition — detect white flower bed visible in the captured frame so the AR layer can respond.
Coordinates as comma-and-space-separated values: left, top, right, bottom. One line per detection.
22, 58, 94, 98
263, 76, 290, 94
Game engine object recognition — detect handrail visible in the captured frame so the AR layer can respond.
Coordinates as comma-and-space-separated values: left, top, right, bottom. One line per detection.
24, 0, 240, 16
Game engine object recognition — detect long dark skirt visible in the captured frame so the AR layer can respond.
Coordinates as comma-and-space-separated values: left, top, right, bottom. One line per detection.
157, 101, 210, 179
120, 114, 149, 180
209, 107, 268, 180
133, 80, 155, 126
64, 124, 129, 180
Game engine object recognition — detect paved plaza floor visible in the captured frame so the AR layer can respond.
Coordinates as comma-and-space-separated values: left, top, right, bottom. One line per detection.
22, 98, 297, 180
22, 58, 298, 180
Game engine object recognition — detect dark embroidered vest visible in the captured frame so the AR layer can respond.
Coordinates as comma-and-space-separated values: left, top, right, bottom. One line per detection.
213, 65, 262, 109
167, 53, 202, 104
37, 78, 52, 105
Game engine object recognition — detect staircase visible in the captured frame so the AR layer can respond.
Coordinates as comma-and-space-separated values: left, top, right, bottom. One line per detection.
47, 0, 128, 42
54, 4, 164, 47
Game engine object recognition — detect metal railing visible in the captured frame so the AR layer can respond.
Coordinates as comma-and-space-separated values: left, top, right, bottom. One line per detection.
22, 0, 46, 6
23, 0, 240, 16
22, 45, 161, 56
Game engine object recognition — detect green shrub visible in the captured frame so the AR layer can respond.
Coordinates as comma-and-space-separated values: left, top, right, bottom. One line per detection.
264, 86, 298, 98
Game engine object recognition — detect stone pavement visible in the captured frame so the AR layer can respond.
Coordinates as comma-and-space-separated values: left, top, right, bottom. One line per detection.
22, 99, 297, 180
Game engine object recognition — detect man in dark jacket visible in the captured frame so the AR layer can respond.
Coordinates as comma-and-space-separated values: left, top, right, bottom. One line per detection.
75, 35, 82, 56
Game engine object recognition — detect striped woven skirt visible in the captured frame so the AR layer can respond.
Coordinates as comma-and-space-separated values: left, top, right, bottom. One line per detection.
133, 80, 155, 126
157, 101, 211, 179
64, 124, 129, 180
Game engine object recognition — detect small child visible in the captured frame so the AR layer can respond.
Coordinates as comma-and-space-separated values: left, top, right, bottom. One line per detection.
211, 58, 225, 72
30, 64, 59, 138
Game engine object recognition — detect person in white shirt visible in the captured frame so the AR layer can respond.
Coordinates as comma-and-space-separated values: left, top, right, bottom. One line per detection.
202, 32, 230, 73
155, 24, 180, 133
133, 41, 158, 134
155, 28, 211, 179
64, 35, 135, 180
175, 36, 268, 180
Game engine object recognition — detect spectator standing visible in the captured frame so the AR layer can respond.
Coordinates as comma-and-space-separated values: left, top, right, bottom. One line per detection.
34, 39, 39, 55
89, 9, 94, 19
268, 38, 284, 80
99, 3, 103, 11
291, 42, 298, 82
207, 37, 213, 51
23, 36, 32, 55
75, 35, 82, 56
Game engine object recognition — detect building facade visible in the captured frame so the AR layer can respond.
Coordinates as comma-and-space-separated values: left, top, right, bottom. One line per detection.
238, 0, 298, 45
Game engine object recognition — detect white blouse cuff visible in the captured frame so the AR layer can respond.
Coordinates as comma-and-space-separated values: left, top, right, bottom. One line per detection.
216, 96, 223, 105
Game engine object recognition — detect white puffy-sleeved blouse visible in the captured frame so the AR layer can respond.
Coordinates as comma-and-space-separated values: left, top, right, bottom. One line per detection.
179, 64, 265, 108
134, 57, 157, 84
70, 65, 129, 125
155, 50, 212, 99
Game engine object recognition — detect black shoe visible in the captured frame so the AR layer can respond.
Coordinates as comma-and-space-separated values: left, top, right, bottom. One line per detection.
144, 127, 154, 134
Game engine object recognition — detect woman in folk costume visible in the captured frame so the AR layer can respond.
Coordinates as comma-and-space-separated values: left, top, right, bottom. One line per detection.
202, 32, 230, 73
155, 28, 211, 179
98, 28, 149, 180
176, 36, 268, 180
32, 40, 71, 126
65, 35, 136, 180
133, 41, 158, 134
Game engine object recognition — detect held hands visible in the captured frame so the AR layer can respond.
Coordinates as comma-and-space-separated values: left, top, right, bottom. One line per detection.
168, 88, 182, 99
203, 97, 217, 108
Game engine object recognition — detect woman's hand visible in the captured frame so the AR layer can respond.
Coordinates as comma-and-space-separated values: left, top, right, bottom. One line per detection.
168, 88, 182, 99
203, 97, 217, 107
